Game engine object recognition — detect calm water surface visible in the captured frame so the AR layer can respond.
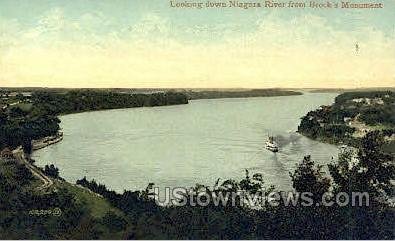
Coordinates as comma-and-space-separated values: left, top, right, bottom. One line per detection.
34, 93, 339, 192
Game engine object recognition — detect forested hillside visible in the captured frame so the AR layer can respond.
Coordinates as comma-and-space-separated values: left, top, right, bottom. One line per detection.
0, 90, 188, 150
298, 91, 395, 153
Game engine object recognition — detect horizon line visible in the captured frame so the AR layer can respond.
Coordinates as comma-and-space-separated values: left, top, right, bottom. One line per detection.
0, 86, 394, 90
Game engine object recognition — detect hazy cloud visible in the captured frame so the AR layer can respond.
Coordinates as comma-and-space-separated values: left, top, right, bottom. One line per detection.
1, 9, 394, 88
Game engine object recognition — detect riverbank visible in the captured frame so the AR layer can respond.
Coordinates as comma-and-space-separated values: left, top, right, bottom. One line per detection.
6, 89, 306, 193
1, 90, 394, 239
298, 91, 395, 154
10, 131, 111, 204
12, 147, 54, 191
184, 89, 302, 100
11, 131, 65, 191
32, 132, 64, 151
32, 92, 340, 193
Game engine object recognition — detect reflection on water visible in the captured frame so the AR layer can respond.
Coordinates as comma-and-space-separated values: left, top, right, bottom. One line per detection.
33, 93, 340, 192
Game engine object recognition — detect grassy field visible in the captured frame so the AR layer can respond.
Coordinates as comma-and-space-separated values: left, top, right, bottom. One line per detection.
0, 158, 121, 219
0, 157, 128, 239
15, 103, 33, 112
382, 141, 395, 155
0, 158, 41, 191
56, 180, 122, 218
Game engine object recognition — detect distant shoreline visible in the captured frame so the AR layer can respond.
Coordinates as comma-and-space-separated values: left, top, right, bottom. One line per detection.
297, 91, 395, 154
1, 87, 393, 92
184, 89, 302, 100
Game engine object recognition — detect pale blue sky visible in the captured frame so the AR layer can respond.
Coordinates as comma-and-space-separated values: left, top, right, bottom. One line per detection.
1, 0, 394, 42
0, 0, 394, 88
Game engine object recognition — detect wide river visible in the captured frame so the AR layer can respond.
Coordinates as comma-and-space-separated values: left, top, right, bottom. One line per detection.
34, 92, 340, 192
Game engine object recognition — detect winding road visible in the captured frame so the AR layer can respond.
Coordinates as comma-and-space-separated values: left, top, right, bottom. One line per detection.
13, 147, 53, 191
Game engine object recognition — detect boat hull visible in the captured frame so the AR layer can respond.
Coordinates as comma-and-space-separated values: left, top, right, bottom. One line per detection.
265, 141, 279, 152
266, 146, 279, 153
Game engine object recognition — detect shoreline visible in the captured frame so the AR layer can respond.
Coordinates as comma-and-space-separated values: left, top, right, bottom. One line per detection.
57, 102, 190, 117
56, 92, 304, 117
17, 92, 339, 194
12, 147, 53, 191
11, 132, 64, 191
31, 132, 64, 151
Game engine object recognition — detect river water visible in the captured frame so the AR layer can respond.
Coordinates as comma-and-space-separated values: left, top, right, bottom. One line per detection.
33, 92, 340, 192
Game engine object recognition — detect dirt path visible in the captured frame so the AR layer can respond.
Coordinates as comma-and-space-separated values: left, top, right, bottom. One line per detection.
13, 147, 53, 191
11, 133, 63, 191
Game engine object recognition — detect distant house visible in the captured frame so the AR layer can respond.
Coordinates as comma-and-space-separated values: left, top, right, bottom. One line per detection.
373, 98, 384, 105
8, 92, 32, 97
1, 148, 14, 159
352, 97, 384, 105
352, 98, 365, 103
344, 117, 352, 124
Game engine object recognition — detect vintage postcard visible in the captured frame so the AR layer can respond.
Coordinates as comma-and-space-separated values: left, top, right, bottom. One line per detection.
0, 0, 394, 240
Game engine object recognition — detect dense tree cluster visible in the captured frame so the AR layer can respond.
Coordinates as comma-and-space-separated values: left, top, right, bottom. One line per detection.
43, 164, 60, 179
0, 107, 60, 150
290, 155, 331, 203
185, 89, 302, 100
298, 91, 395, 149
0, 162, 91, 239
298, 110, 356, 143
31, 90, 188, 115
76, 177, 159, 218
333, 91, 395, 126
